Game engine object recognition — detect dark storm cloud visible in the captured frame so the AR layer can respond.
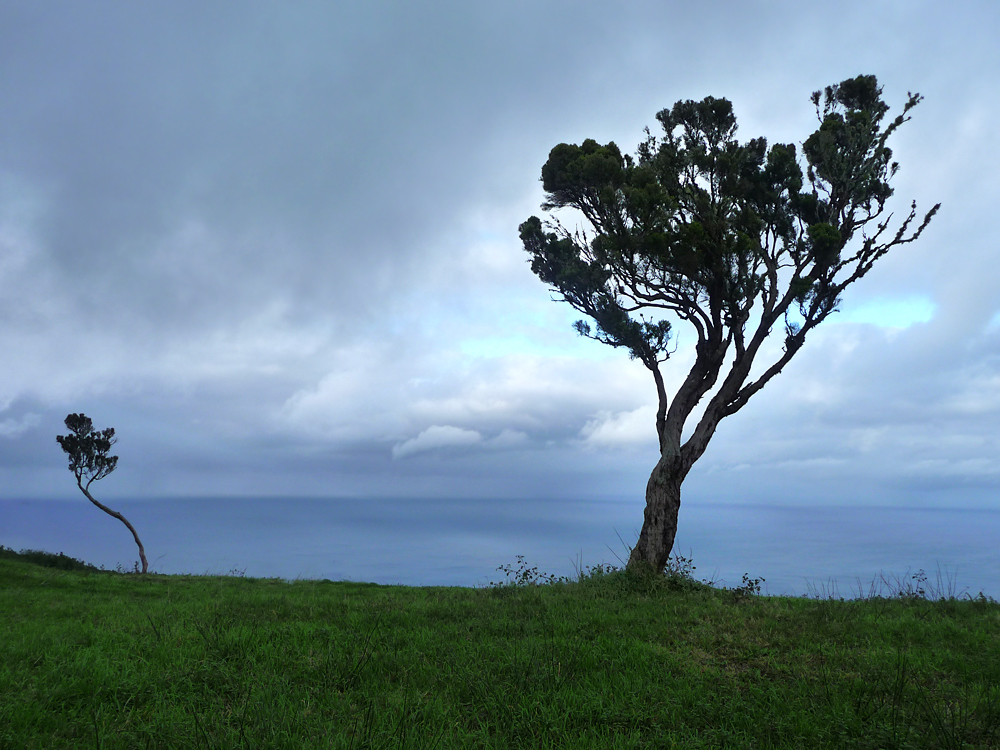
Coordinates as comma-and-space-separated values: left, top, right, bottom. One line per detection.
0, 1, 704, 329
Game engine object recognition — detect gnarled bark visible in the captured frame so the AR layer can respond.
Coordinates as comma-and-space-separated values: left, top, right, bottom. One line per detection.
627, 455, 685, 573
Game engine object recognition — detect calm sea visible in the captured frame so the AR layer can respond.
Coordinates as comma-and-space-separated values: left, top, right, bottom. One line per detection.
2, 497, 998, 600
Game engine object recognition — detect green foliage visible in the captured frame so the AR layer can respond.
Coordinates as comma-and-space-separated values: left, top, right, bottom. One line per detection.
804, 74, 911, 217
0, 546, 106, 573
56, 413, 118, 490
2, 553, 998, 749
490, 554, 563, 587
806, 221, 842, 266
730, 572, 766, 601
519, 74, 939, 469
540, 139, 628, 210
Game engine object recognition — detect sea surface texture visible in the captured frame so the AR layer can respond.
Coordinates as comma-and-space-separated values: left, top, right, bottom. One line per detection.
2, 497, 997, 600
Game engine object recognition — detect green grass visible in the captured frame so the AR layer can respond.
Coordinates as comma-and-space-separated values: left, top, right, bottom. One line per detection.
1, 548, 999, 749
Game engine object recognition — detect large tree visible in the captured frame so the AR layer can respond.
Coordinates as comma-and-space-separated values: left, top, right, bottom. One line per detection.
519, 75, 939, 573
56, 413, 148, 573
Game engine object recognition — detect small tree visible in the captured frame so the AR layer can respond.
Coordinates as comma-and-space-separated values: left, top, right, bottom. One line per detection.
519, 75, 939, 574
56, 413, 148, 573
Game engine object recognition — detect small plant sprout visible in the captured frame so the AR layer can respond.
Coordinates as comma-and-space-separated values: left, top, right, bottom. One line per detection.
732, 573, 766, 600
56, 413, 148, 573
491, 555, 561, 587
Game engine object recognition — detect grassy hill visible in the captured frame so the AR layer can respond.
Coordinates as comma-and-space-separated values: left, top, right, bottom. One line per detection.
1, 548, 998, 749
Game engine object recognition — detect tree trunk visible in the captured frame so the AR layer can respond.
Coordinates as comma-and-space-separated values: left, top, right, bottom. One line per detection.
627, 455, 684, 573
79, 483, 149, 574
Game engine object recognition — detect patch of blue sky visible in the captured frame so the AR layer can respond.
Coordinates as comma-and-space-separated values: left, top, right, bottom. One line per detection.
457, 297, 619, 360
461, 295, 939, 360
834, 295, 936, 329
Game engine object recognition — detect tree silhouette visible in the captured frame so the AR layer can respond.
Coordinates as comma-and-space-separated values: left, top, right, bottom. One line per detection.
520, 74, 939, 573
56, 413, 148, 573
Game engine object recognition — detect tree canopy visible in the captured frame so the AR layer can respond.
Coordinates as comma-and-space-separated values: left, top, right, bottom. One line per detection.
520, 75, 939, 572
56, 413, 119, 490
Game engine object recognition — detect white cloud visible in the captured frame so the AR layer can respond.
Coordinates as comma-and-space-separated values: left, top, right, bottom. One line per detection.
391, 426, 530, 459
392, 425, 483, 459
580, 406, 658, 448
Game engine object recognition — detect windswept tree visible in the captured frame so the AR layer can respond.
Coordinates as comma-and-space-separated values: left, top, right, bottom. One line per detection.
56, 413, 148, 573
520, 75, 939, 574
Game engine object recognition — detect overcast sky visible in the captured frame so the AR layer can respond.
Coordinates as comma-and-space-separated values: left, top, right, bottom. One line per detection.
1, 1, 998, 513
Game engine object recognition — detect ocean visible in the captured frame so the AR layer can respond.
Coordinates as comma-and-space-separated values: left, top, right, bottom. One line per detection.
2, 496, 998, 600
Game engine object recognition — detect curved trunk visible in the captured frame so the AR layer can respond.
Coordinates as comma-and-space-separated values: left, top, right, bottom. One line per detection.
79, 482, 148, 574
627, 455, 684, 573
